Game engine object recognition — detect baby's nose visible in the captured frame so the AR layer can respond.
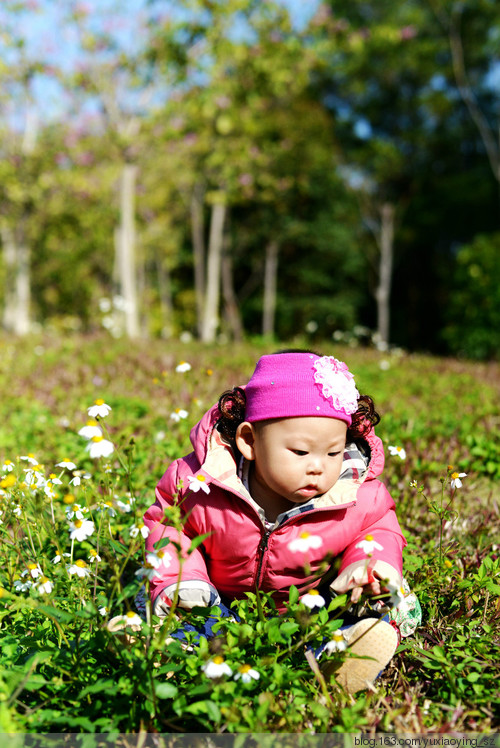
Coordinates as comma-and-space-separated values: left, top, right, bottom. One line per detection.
307, 458, 323, 474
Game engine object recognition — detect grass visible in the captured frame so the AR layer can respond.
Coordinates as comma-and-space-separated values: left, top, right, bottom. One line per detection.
0, 332, 499, 734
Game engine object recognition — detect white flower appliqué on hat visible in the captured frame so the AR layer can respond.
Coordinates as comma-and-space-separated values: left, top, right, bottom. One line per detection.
312, 356, 359, 415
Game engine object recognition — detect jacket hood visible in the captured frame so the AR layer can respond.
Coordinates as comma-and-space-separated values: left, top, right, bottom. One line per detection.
189, 402, 386, 508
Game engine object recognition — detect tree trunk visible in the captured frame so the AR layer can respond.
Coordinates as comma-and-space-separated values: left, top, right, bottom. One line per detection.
201, 198, 226, 343
191, 182, 206, 338
116, 162, 140, 338
262, 239, 279, 338
221, 240, 244, 342
156, 256, 174, 338
375, 202, 395, 347
1, 224, 31, 335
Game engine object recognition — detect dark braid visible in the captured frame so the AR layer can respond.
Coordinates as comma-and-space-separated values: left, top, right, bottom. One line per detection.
216, 387, 247, 443
347, 394, 380, 440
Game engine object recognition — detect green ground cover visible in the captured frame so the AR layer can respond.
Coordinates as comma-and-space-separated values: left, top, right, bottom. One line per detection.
0, 334, 499, 734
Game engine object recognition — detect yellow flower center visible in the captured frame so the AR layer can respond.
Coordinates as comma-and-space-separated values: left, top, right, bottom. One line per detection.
86, 419, 98, 427
94, 399, 105, 406
197, 475, 206, 482
92, 436, 104, 443
444, 559, 453, 569
0, 475, 16, 488
299, 531, 310, 539
212, 656, 224, 665
125, 611, 136, 618
308, 589, 319, 596
64, 494, 75, 504
365, 534, 374, 541
40, 576, 49, 584
75, 559, 87, 568
451, 472, 459, 480
74, 520, 83, 528
27, 563, 38, 570
332, 633, 344, 642
239, 664, 251, 673
206, 369, 213, 376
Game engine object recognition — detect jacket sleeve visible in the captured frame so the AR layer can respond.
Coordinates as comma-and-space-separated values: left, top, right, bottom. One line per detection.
330, 480, 405, 594
143, 457, 220, 611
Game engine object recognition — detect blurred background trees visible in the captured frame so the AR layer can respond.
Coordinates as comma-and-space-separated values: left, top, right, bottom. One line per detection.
0, 0, 498, 358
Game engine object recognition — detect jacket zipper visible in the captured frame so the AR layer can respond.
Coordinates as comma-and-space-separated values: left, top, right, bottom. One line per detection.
255, 529, 271, 587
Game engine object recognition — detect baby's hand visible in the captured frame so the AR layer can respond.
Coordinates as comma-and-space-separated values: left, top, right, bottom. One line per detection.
349, 578, 383, 604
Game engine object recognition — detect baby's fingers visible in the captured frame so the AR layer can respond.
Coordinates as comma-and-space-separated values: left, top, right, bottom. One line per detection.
350, 585, 363, 604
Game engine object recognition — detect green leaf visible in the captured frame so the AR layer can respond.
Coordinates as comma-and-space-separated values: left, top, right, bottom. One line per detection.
187, 532, 212, 554
184, 699, 221, 723
288, 585, 299, 605
154, 538, 171, 550
154, 681, 178, 699
279, 620, 300, 638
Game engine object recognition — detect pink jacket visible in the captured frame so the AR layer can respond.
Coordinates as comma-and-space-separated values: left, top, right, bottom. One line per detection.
143, 404, 406, 613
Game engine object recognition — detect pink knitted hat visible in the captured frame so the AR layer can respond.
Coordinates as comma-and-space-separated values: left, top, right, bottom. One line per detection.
245, 352, 359, 425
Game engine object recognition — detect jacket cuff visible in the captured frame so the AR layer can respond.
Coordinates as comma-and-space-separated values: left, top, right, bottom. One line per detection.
153, 581, 221, 615
330, 559, 402, 593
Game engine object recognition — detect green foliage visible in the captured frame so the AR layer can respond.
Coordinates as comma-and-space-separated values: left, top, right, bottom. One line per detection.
443, 232, 500, 360
0, 335, 499, 733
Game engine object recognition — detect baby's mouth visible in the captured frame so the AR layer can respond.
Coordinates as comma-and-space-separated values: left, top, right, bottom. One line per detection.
298, 485, 319, 497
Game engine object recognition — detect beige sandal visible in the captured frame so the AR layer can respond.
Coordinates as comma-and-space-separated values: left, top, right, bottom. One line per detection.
323, 618, 399, 694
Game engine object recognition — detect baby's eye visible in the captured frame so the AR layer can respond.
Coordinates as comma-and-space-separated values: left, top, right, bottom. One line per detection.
291, 449, 308, 456
328, 451, 341, 457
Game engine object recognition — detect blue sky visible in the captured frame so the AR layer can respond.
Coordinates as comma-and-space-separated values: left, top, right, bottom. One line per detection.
2, 0, 320, 122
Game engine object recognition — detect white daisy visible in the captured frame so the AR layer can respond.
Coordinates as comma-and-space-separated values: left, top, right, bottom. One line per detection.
146, 549, 172, 569
300, 589, 326, 609
323, 632, 347, 653
86, 436, 114, 459
170, 409, 189, 422
14, 579, 33, 592
450, 471, 467, 489
68, 560, 90, 578
288, 531, 323, 553
88, 550, 102, 564
355, 534, 384, 555
65, 503, 87, 521
87, 400, 112, 418
22, 563, 43, 580
135, 562, 162, 581
129, 522, 150, 539
175, 361, 191, 373
186, 475, 210, 494
56, 459, 77, 470
201, 656, 232, 678
36, 576, 54, 595
234, 664, 260, 683
78, 421, 103, 439
20, 454, 39, 465
69, 519, 95, 542
388, 445, 406, 460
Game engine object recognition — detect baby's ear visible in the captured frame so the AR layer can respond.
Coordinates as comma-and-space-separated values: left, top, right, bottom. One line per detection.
235, 422, 256, 461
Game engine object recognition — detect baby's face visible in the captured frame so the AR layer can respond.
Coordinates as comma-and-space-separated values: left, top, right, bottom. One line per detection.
249, 416, 347, 507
